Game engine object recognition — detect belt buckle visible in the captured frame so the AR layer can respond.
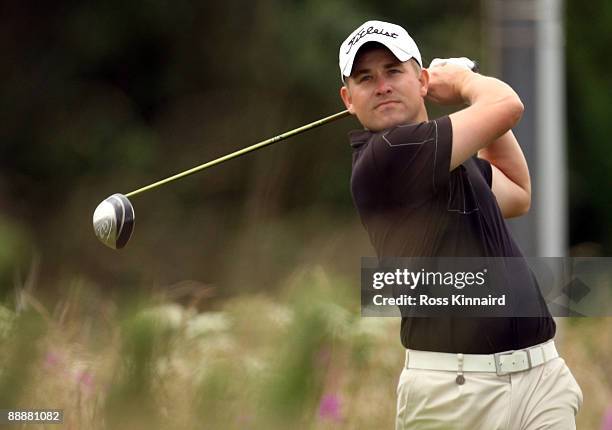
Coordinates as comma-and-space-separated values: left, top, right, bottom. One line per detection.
494, 349, 532, 376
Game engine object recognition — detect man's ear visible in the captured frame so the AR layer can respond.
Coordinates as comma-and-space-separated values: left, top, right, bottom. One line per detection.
418, 68, 430, 97
340, 85, 355, 114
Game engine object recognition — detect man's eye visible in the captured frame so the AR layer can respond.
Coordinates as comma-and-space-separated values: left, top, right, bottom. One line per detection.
389, 68, 402, 74
359, 75, 372, 83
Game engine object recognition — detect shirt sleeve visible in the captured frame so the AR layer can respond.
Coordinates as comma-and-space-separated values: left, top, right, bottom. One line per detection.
366, 116, 452, 204
473, 156, 493, 188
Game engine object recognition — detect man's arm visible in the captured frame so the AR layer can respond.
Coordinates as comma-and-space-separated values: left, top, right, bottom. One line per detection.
426, 64, 529, 217
478, 131, 531, 218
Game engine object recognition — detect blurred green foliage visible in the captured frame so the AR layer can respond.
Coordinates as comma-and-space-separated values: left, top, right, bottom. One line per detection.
0, 270, 608, 429
0, 216, 31, 295
0, 309, 46, 408
565, 0, 612, 251
0, 267, 400, 429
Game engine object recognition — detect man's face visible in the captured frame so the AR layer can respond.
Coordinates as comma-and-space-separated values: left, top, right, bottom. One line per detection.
340, 46, 429, 131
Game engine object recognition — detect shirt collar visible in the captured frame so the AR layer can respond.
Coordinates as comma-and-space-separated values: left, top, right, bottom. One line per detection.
348, 129, 373, 148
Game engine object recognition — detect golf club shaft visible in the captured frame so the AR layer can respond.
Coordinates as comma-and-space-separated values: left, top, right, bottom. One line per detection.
125, 110, 351, 198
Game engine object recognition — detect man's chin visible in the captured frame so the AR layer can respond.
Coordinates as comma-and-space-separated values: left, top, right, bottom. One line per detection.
368, 115, 412, 132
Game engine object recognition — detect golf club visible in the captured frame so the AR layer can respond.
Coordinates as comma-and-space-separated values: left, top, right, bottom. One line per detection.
93, 59, 479, 250
93, 109, 351, 249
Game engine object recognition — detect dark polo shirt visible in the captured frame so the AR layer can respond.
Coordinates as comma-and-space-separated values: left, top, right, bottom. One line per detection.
349, 116, 555, 353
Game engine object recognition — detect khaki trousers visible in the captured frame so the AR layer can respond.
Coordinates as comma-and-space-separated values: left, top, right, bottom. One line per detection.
396, 355, 583, 429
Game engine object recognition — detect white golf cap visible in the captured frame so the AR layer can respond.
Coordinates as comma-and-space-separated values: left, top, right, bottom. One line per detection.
339, 20, 422, 81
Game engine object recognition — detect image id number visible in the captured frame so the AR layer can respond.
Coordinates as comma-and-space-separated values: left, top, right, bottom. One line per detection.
1, 409, 63, 424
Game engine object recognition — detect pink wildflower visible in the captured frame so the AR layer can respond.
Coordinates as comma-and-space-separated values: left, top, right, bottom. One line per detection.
602, 406, 612, 430
43, 351, 61, 369
318, 393, 342, 421
76, 370, 95, 393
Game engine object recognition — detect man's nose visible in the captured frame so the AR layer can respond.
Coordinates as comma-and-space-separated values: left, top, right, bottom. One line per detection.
374, 77, 392, 95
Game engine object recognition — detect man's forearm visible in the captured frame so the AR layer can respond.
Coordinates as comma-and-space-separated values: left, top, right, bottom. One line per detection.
478, 130, 531, 217
442, 72, 524, 170
478, 130, 530, 193
461, 74, 523, 114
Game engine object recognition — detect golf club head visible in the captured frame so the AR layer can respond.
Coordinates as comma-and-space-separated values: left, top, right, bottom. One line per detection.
93, 193, 135, 249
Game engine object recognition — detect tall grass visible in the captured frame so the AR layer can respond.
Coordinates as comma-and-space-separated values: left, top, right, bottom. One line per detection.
0, 268, 609, 429
0, 267, 401, 429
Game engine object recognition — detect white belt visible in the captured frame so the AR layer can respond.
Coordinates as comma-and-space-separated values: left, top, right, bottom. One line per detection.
406, 339, 558, 376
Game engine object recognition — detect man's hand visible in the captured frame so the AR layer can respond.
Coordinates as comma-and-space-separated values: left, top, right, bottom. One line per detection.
429, 57, 476, 71
425, 58, 476, 106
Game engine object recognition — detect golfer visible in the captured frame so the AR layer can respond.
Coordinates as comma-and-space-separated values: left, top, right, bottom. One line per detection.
339, 20, 582, 429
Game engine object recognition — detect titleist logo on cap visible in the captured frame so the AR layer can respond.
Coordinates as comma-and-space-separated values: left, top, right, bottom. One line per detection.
345, 26, 399, 54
